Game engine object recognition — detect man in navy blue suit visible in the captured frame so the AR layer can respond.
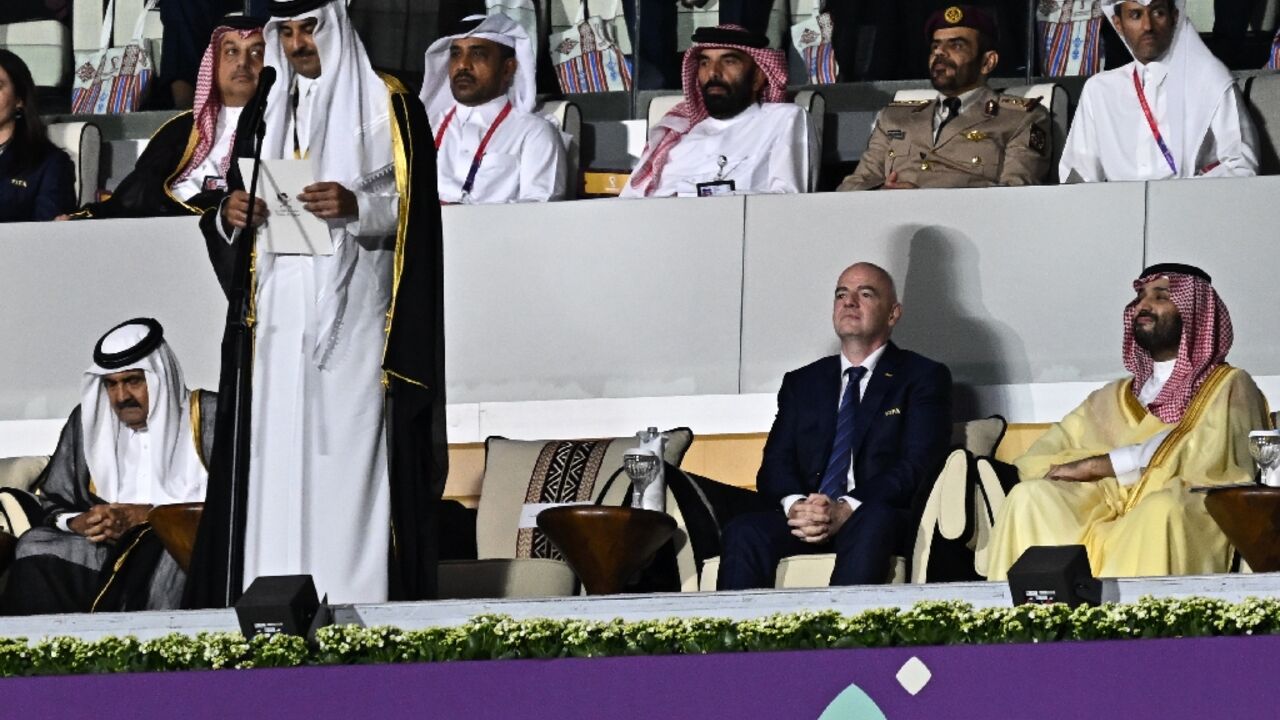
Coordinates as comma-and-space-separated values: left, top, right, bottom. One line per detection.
718, 262, 952, 588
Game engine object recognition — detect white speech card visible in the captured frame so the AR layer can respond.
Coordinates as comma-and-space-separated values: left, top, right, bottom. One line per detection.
237, 158, 334, 256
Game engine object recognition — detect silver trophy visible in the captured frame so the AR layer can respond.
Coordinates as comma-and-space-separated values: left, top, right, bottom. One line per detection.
1249, 430, 1280, 487
623, 427, 667, 512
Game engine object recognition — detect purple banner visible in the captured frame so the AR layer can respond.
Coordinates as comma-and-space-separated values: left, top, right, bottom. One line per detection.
5, 634, 1279, 718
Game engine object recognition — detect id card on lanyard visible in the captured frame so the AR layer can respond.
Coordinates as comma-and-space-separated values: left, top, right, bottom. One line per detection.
435, 102, 514, 201
1132, 68, 1178, 175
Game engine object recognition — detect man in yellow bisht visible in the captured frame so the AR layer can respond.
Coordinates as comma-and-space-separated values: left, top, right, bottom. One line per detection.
987, 263, 1269, 579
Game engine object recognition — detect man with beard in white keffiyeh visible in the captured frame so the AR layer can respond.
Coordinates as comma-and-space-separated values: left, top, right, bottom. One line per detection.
1060, 0, 1259, 182
191, 0, 446, 608
0, 319, 217, 615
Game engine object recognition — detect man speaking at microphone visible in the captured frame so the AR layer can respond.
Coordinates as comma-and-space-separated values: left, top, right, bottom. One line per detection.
189, 0, 446, 607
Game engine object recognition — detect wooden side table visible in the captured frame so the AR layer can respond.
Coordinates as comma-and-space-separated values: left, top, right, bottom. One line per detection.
536, 506, 677, 595
1203, 486, 1280, 572
147, 503, 204, 573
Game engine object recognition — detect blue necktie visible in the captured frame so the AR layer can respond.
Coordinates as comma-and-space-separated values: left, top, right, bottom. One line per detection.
819, 366, 867, 500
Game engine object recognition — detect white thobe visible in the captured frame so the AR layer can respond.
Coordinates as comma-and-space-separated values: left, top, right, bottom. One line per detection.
434, 96, 566, 204
170, 106, 244, 201
620, 103, 817, 198
239, 74, 400, 604
1108, 359, 1175, 486
1060, 61, 1258, 182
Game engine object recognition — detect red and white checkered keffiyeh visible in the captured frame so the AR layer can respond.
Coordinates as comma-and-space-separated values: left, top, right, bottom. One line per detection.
175, 24, 263, 184
628, 25, 788, 197
1122, 269, 1233, 424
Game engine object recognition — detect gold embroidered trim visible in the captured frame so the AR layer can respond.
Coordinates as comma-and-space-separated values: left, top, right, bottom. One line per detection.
90, 526, 153, 612
379, 73, 415, 388
1123, 364, 1234, 513
160, 111, 204, 214
190, 389, 206, 470
1119, 378, 1145, 425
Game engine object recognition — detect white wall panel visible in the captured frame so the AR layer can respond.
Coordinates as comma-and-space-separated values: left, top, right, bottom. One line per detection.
441, 196, 746, 403
739, 183, 1148, 418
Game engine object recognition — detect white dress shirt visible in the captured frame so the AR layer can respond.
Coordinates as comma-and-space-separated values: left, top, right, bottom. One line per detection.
931, 87, 981, 144
1060, 60, 1258, 182
620, 103, 817, 198
170, 105, 244, 202
781, 343, 889, 517
1108, 359, 1176, 486
433, 96, 567, 204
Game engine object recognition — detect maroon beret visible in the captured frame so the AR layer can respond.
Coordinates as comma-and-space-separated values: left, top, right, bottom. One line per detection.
925, 5, 999, 43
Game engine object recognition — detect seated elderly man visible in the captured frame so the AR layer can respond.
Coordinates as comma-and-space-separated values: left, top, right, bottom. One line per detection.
1059, 0, 1258, 182
62, 17, 265, 219
717, 263, 952, 589
420, 14, 566, 204
0, 319, 216, 615
838, 5, 1051, 191
622, 24, 817, 198
987, 264, 1267, 579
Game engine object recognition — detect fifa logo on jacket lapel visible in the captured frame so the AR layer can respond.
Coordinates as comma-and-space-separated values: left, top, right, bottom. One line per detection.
9, 178, 27, 188
884, 407, 902, 416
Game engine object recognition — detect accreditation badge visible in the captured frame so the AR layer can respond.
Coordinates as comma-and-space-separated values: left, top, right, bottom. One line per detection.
695, 180, 736, 197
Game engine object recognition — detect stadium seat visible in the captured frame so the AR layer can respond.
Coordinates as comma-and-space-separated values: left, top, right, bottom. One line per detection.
0, 20, 71, 87
437, 430, 697, 599
793, 89, 824, 189
0, 456, 50, 541
1000, 83, 1069, 182
535, 99, 582, 199
696, 417, 1009, 591
1241, 74, 1280, 175
47, 121, 102, 206
646, 93, 682, 129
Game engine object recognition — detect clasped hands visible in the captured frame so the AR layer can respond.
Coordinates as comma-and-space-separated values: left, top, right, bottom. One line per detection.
787, 493, 853, 544
222, 182, 358, 229
67, 503, 152, 544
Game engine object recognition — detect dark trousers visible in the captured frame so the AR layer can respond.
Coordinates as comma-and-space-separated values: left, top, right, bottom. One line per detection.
716, 501, 904, 589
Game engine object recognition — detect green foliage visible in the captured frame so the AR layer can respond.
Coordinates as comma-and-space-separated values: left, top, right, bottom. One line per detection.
4, 596, 1280, 677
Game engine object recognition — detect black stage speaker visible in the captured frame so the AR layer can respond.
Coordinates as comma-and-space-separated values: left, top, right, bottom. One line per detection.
1007, 545, 1102, 607
235, 575, 329, 640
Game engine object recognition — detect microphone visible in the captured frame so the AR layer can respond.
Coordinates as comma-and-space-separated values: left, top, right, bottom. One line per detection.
247, 66, 277, 128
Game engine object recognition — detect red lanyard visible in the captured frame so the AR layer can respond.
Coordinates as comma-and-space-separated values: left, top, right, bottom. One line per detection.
434, 101, 514, 197
1132, 68, 1178, 175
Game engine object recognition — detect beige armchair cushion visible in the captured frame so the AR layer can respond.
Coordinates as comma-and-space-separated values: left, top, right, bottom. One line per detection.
0, 456, 49, 492
475, 429, 692, 561
697, 417, 1006, 590
438, 558, 577, 599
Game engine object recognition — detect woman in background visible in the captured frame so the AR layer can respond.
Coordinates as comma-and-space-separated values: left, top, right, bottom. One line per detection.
0, 49, 75, 222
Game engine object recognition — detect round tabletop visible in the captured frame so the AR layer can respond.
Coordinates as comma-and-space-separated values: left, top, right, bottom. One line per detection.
536, 505, 678, 595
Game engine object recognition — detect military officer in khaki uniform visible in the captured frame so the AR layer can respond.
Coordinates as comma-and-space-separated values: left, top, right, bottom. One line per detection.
838, 5, 1051, 191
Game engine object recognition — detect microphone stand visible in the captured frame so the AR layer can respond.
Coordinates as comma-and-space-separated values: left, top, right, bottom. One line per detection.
1026, 0, 1036, 83
220, 83, 271, 607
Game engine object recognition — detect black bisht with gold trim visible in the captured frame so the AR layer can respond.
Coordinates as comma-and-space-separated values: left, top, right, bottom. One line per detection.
185, 76, 447, 607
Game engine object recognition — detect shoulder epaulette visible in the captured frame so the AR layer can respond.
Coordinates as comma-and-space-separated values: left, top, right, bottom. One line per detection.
998, 95, 1042, 111
887, 99, 931, 108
